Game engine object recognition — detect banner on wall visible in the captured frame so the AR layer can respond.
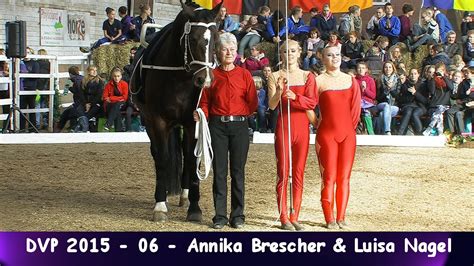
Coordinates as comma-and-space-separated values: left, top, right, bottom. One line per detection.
40, 8, 90, 47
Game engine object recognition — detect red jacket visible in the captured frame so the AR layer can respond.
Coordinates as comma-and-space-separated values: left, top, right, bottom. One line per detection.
103, 80, 129, 104
242, 56, 269, 74
355, 74, 376, 104
199, 66, 258, 118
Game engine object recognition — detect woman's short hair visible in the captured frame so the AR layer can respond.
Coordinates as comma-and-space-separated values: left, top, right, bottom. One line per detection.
218, 32, 237, 50
68, 66, 80, 76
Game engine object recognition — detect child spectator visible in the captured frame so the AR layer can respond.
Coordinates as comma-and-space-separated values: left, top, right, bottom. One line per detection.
325, 31, 341, 50
423, 63, 453, 136
463, 30, 474, 67
118, 6, 135, 40
102, 67, 128, 131
303, 28, 324, 70
366, 7, 384, 40
376, 61, 401, 135
242, 45, 269, 76
252, 75, 268, 133
446, 70, 466, 134
389, 45, 404, 68
91, 7, 125, 50
461, 12, 474, 42
355, 62, 377, 134
341, 31, 364, 70
82, 65, 104, 132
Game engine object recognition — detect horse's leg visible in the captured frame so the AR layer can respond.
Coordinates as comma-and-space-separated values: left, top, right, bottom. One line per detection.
183, 122, 202, 222
179, 128, 190, 208
147, 116, 171, 222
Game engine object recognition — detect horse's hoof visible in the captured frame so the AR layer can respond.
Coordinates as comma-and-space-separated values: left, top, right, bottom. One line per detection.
152, 211, 168, 222
178, 197, 189, 207
186, 211, 202, 222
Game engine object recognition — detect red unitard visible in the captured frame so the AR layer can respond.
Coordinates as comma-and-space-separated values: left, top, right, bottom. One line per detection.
275, 72, 317, 224
316, 77, 361, 223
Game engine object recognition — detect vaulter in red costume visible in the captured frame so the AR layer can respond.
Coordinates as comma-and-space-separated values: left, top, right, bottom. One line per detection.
315, 46, 361, 229
268, 40, 317, 231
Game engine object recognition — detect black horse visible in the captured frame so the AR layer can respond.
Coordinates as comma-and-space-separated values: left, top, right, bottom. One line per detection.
131, 0, 222, 222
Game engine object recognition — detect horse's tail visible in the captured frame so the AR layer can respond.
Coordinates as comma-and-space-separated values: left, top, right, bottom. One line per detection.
166, 126, 183, 196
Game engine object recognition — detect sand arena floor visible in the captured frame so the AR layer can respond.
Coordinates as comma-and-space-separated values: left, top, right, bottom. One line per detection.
0, 143, 472, 231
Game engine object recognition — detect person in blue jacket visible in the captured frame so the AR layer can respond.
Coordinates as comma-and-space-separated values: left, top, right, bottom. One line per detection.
378, 3, 401, 46
287, 6, 310, 43
430, 7, 453, 43
266, 10, 287, 43
216, 6, 239, 35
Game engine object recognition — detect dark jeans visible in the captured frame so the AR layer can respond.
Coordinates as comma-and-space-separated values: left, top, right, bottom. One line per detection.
57, 104, 84, 130
19, 94, 36, 130
398, 105, 425, 135
86, 104, 102, 132
446, 105, 465, 134
257, 106, 267, 132
209, 117, 249, 225
105, 101, 125, 131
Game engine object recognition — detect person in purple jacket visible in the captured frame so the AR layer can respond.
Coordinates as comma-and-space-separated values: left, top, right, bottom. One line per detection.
118, 6, 135, 40
398, 3, 414, 42
378, 3, 401, 46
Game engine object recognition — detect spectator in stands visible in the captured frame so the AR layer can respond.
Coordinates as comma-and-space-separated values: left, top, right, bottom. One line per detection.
370, 35, 390, 62
118, 6, 135, 40
0, 60, 10, 116
452, 55, 465, 71
308, 7, 319, 28
459, 67, 474, 129
397, 68, 423, 135
242, 45, 269, 76
257, 6, 271, 40
252, 75, 268, 133
423, 62, 453, 136
132, 4, 156, 41
287, 6, 310, 43
355, 61, 377, 135
266, 10, 286, 43
463, 30, 474, 67
303, 28, 324, 70
20, 47, 39, 131
54, 66, 87, 132
389, 45, 404, 69
365, 46, 384, 76
405, 10, 439, 52
366, 7, 384, 40
444, 31, 461, 58
35, 49, 50, 130
399, 4, 414, 42
238, 15, 265, 56
314, 4, 337, 41
122, 47, 137, 84
423, 44, 451, 68
341, 31, 364, 70
378, 3, 401, 46
82, 65, 104, 132
261, 65, 277, 133
216, 6, 239, 35
91, 7, 125, 50
325, 31, 341, 50
338, 5, 362, 40
461, 12, 474, 42
446, 70, 466, 134
429, 7, 453, 44
102, 67, 128, 131
376, 61, 400, 135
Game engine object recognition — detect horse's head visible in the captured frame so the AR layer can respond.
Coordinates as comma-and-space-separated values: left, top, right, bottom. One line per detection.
178, 0, 223, 88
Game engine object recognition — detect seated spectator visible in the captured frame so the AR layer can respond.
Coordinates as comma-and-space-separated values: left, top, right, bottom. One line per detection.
131, 4, 156, 42
355, 62, 377, 134
308, 7, 319, 28
459, 67, 474, 130
287, 6, 310, 43
398, 4, 414, 42
242, 45, 269, 76
446, 70, 467, 134
82, 65, 105, 132
397, 68, 423, 135
325, 31, 341, 50
405, 10, 439, 52
365, 46, 384, 76
303, 28, 324, 70
452, 55, 466, 71
366, 7, 384, 40
118, 6, 135, 41
55, 66, 86, 132
429, 7, 453, 44
255, 75, 268, 133
371, 35, 390, 62
378, 3, 401, 46
341, 31, 364, 70
376, 61, 401, 135
238, 15, 265, 56
314, 4, 337, 41
216, 6, 239, 35
339, 5, 362, 40
258, 5, 271, 40
102, 67, 128, 131
423, 44, 451, 68
265, 10, 286, 43
389, 45, 404, 67
461, 12, 474, 42
423, 63, 453, 136
122, 47, 138, 83
444, 31, 461, 58
92, 7, 125, 50
463, 30, 474, 67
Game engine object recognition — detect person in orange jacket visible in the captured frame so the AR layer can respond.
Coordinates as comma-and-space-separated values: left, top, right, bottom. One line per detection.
102, 67, 129, 131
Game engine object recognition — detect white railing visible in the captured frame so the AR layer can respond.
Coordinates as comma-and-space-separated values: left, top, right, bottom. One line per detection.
0, 54, 89, 132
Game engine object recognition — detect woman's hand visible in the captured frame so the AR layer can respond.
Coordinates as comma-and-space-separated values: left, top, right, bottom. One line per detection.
193, 110, 199, 122
285, 90, 296, 100
276, 76, 286, 96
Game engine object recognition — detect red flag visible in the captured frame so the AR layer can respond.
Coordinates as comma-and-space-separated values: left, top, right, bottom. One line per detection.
214, 0, 242, 15
289, 0, 329, 13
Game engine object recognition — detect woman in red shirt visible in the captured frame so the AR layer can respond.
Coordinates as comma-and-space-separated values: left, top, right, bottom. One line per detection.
268, 39, 317, 231
197, 33, 258, 230
102, 67, 128, 131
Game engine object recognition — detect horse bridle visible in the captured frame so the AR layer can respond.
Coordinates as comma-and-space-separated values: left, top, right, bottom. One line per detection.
140, 20, 217, 84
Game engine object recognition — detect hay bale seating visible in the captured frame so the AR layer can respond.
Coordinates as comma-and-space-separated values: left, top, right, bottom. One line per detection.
91, 42, 141, 76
